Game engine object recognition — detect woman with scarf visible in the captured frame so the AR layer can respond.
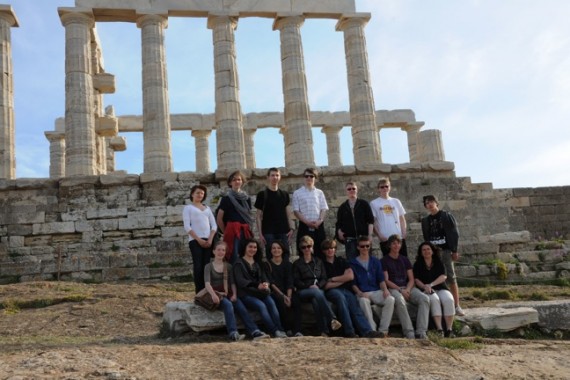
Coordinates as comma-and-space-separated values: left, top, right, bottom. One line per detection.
216, 170, 254, 264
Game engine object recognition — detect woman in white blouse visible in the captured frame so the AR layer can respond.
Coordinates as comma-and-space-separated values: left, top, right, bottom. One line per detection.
183, 185, 217, 292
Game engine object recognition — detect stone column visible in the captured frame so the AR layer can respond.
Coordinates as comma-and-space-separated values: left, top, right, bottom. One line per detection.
137, 13, 173, 173
418, 129, 446, 161
274, 15, 315, 172
0, 6, 17, 179
321, 125, 343, 167
191, 130, 211, 173
243, 129, 256, 169
336, 14, 381, 170
401, 122, 424, 163
208, 13, 246, 171
59, 8, 96, 177
278, 126, 290, 167
44, 131, 66, 178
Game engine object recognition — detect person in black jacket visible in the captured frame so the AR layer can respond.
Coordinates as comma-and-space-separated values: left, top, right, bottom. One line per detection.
335, 181, 374, 260
421, 195, 464, 316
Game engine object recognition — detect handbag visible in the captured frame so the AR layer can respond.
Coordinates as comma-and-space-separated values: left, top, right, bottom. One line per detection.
194, 263, 228, 311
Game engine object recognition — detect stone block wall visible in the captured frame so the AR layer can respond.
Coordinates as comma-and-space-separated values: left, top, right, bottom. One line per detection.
0, 169, 568, 283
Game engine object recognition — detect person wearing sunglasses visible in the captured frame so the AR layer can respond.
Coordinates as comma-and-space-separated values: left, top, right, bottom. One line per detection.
335, 181, 374, 260
292, 235, 342, 336
292, 168, 329, 259
349, 236, 395, 338
370, 178, 408, 256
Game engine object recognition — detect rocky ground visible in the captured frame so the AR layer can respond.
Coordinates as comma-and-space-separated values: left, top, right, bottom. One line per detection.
1, 281, 569, 379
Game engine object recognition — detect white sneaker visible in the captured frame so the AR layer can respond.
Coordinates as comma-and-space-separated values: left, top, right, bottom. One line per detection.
331, 319, 342, 331
274, 330, 288, 338
252, 331, 270, 341
229, 332, 245, 341
455, 305, 465, 316
294, 332, 304, 337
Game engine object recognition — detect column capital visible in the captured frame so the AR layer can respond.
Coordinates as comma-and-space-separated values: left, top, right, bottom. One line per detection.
207, 12, 239, 30
335, 13, 371, 31
0, 5, 19, 27
44, 131, 66, 143
401, 121, 425, 133
321, 125, 343, 134
136, 13, 168, 29
273, 14, 305, 31
58, 7, 94, 27
191, 129, 212, 138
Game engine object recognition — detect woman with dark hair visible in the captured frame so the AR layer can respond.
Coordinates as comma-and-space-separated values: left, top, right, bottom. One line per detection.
292, 235, 342, 336
234, 239, 287, 338
413, 242, 456, 337
264, 240, 303, 336
183, 184, 217, 292
216, 170, 254, 264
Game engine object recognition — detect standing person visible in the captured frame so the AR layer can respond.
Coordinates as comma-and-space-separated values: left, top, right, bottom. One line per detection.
413, 242, 456, 337
264, 241, 303, 337
216, 170, 254, 264
292, 168, 329, 259
233, 239, 288, 338
183, 184, 217, 293
349, 236, 395, 338
255, 167, 295, 262
203, 241, 269, 341
322, 239, 383, 338
370, 178, 408, 256
421, 195, 465, 316
292, 235, 342, 336
382, 234, 430, 339
335, 181, 374, 260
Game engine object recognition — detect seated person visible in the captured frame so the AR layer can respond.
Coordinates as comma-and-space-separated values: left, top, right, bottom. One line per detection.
292, 235, 342, 336
413, 242, 456, 337
349, 236, 395, 337
322, 239, 384, 338
234, 239, 287, 338
203, 241, 269, 341
264, 241, 303, 337
382, 234, 430, 339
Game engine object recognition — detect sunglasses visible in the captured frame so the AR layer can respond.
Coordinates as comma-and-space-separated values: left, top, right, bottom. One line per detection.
379, 185, 389, 189
304, 175, 315, 178
358, 245, 371, 248
324, 246, 336, 250
301, 245, 313, 249
346, 187, 356, 191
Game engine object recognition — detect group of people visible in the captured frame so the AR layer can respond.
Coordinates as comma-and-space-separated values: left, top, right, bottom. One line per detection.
182, 167, 464, 341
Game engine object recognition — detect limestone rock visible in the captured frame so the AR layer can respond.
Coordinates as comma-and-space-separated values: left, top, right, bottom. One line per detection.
459, 307, 538, 332
497, 300, 570, 330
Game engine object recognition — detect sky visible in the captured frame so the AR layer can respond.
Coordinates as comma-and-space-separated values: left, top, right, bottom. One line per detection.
8, 0, 570, 189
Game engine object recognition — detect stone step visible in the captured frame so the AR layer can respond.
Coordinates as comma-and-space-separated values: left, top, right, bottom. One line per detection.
457, 307, 538, 332
497, 299, 570, 331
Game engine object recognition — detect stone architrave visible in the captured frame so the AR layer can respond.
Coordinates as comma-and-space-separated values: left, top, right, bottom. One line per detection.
191, 130, 211, 173
273, 15, 315, 172
0, 6, 17, 179
321, 125, 343, 167
243, 129, 256, 169
207, 13, 246, 171
418, 129, 445, 162
336, 14, 381, 170
59, 8, 97, 177
136, 13, 173, 173
401, 122, 424, 163
44, 131, 66, 178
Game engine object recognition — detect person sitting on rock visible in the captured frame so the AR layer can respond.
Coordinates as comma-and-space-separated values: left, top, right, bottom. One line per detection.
381, 234, 430, 339
413, 241, 456, 337
203, 241, 269, 341
234, 238, 288, 338
349, 236, 395, 338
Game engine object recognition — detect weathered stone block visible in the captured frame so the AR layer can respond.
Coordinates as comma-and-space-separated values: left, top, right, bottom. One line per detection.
33, 221, 75, 235
118, 216, 156, 230
459, 307, 538, 331
102, 267, 150, 281
498, 300, 570, 330
456, 265, 477, 278
86, 208, 128, 219
161, 226, 185, 238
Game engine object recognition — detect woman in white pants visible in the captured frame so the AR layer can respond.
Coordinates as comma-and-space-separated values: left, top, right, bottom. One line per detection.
413, 242, 456, 337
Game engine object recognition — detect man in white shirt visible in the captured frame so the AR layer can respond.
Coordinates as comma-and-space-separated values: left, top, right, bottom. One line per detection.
292, 168, 328, 259
370, 178, 408, 256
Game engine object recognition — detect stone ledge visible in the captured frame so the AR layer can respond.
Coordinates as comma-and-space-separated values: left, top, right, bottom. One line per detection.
497, 299, 570, 330
458, 307, 538, 332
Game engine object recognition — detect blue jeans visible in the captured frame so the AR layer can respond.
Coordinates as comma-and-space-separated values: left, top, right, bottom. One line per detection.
326, 288, 372, 336
296, 287, 336, 334
240, 294, 283, 334
229, 297, 262, 336
189, 240, 212, 292
344, 239, 358, 261
263, 233, 290, 262
271, 293, 302, 334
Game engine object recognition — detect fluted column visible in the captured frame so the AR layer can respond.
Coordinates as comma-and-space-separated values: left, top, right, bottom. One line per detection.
191, 130, 211, 173
273, 15, 315, 171
0, 6, 17, 179
336, 14, 381, 170
243, 129, 256, 169
321, 125, 343, 167
278, 126, 290, 166
208, 13, 246, 171
60, 8, 96, 177
137, 13, 172, 173
44, 131, 66, 178
401, 122, 424, 163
